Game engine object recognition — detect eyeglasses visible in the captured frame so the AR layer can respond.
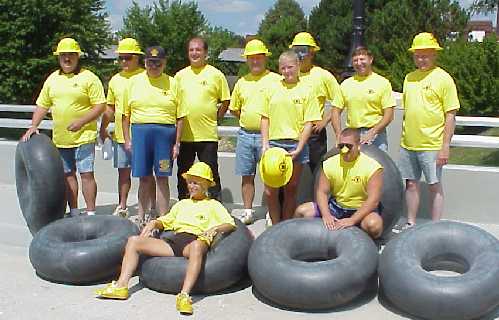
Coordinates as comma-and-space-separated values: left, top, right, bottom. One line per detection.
293, 45, 311, 61
145, 59, 162, 67
118, 55, 133, 61
338, 143, 353, 150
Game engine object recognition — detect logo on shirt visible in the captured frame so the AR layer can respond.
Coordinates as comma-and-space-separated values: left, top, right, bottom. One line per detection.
162, 90, 168, 95
352, 176, 361, 183
200, 80, 208, 86
423, 85, 431, 91
292, 98, 304, 105
368, 89, 375, 94
73, 83, 78, 88
158, 159, 170, 172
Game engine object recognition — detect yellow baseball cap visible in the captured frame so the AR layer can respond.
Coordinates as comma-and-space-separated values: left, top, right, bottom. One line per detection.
409, 32, 442, 52
289, 32, 320, 51
259, 147, 293, 188
182, 162, 215, 187
53, 38, 82, 56
115, 38, 144, 55
242, 39, 271, 57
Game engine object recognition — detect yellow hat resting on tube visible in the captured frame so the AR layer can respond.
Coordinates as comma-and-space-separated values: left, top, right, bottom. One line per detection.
115, 38, 144, 55
289, 32, 320, 51
259, 147, 293, 188
182, 162, 216, 187
53, 38, 82, 56
242, 39, 272, 57
408, 32, 442, 52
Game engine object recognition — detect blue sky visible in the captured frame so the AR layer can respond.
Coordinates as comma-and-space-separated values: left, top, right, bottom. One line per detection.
105, 0, 496, 35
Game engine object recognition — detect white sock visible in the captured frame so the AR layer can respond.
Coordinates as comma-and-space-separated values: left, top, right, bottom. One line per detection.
86, 211, 96, 216
70, 208, 80, 217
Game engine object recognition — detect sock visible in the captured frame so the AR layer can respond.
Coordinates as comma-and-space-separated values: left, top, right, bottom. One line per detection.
86, 211, 96, 216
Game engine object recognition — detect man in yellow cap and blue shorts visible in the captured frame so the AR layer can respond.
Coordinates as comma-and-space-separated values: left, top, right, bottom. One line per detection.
229, 39, 281, 224
100, 38, 145, 218
397, 32, 460, 230
22, 38, 106, 217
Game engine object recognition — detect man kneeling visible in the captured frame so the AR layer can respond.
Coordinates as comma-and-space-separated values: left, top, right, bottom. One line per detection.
95, 162, 236, 315
295, 128, 383, 239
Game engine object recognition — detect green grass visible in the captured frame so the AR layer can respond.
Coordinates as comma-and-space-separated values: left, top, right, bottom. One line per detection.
450, 127, 499, 167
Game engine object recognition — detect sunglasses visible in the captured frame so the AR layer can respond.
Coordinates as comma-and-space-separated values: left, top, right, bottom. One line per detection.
338, 143, 353, 150
146, 59, 162, 67
118, 55, 134, 61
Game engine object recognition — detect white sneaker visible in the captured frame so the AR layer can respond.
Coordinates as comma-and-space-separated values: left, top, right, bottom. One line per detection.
241, 209, 256, 225
113, 206, 129, 218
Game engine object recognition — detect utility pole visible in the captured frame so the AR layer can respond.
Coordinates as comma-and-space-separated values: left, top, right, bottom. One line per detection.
342, 0, 366, 79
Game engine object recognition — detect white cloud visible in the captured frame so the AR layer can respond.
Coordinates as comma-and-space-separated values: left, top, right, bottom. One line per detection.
197, 0, 255, 13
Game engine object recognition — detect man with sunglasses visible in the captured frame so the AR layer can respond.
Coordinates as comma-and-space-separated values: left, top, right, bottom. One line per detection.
332, 47, 395, 152
100, 38, 145, 218
295, 128, 384, 239
289, 32, 342, 174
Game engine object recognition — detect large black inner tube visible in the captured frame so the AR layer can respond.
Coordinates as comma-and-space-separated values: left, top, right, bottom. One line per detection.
15, 134, 66, 235
140, 219, 253, 294
379, 221, 499, 320
29, 215, 139, 284
248, 219, 378, 310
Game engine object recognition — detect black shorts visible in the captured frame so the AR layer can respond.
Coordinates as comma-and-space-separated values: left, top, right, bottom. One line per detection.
164, 232, 197, 257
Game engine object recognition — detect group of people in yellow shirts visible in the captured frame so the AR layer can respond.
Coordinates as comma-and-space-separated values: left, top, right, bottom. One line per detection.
21, 30, 459, 314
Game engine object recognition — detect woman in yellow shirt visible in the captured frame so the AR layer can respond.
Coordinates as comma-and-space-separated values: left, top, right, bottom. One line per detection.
95, 162, 236, 315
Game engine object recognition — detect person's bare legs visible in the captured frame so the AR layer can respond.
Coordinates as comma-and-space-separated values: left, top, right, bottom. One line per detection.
155, 176, 170, 216
282, 164, 303, 220
118, 168, 131, 209
428, 182, 444, 221
264, 186, 280, 224
65, 172, 79, 209
405, 179, 420, 225
294, 202, 315, 218
242, 175, 255, 209
116, 235, 174, 288
180, 240, 209, 294
80, 172, 97, 211
360, 212, 383, 239
138, 176, 154, 220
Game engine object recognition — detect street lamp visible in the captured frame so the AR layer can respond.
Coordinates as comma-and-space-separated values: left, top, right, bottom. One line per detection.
342, 0, 366, 79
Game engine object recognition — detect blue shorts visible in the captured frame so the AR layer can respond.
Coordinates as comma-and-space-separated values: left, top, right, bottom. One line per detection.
131, 123, 175, 177
358, 127, 388, 152
269, 139, 309, 164
113, 141, 131, 169
235, 128, 262, 176
398, 147, 442, 184
313, 197, 383, 220
58, 143, 95, 174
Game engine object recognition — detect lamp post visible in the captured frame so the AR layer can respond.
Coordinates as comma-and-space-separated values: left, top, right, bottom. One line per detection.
341, 0, 366, 79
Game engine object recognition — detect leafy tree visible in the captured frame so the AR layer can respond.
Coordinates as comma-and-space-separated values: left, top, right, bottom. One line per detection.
205, 26, 244, 75
0, 0, 112, 104
438, 35, 499, 116
257, 0, 307, 70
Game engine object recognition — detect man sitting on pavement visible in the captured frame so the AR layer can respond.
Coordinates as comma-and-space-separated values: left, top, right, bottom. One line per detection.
294, 128, 384, 239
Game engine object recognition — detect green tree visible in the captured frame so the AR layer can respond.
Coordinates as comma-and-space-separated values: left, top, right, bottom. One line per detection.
205, 26, 244, 75
0, 0, 112, 104
119, 0, 207, 74
257, 0, 307, 70
439, 35, 499, 116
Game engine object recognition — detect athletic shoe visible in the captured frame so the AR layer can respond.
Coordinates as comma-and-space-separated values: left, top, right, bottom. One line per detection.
265, 212, 273, 228
113, 206, 129, 218
95, 281, 129, 300
240, 209, 256, 225
129, 215, 144, 229
392, 222, 415, 234
176, 292, 193, 314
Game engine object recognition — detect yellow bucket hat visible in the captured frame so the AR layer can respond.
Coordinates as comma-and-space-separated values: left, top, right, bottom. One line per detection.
259, 147, 293, 188
116, 38, 144, 55
289, 32, 320, 51
182, 162, 215, 187
409, 32, 442, 52
53, 38, 82, 56
242, 39, 271, 57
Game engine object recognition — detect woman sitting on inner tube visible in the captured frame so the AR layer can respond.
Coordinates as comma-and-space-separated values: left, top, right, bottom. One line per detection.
95, 162, 236, 315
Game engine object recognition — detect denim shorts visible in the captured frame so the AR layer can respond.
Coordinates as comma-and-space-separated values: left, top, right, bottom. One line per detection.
58, 143, 95, 174
131, 123, 175, 177
269, 139, 309, 164
113, 141, 131, 169
398, 147, 442, 184
358, 127, 388, 152
235, 128, 262, 176
313, 197, 383, 220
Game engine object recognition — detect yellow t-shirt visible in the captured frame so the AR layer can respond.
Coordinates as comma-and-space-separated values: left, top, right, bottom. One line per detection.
338, 72, 395, 128
299, 66, 343, 116
123, 71, 187, 124
229, 70, 281, 131
401, 67, 460, 151
260, 80, 322, 140
107, 68, 144, 143
175, 65, 230, 142
157, 198, 236, 246
322, 153, 383, 209
36, 68, 106, 148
